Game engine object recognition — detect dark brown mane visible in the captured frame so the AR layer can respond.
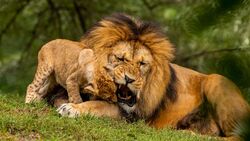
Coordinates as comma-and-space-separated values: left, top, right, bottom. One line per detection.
81, 13, 174, 63
146, 65, 178, 121
166, 65, 178, 102
82, 13, 164, 42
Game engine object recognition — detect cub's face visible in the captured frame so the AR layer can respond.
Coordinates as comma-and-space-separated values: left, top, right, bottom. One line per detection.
105, 42, 153, 112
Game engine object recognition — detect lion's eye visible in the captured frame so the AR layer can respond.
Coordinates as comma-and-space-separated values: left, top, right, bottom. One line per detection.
116, 56, 125, 62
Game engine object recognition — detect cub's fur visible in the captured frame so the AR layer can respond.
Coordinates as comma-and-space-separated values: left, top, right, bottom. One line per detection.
25, 39, 117, 104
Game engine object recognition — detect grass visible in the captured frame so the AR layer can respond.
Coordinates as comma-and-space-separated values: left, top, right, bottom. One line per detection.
0, 93, 220, 141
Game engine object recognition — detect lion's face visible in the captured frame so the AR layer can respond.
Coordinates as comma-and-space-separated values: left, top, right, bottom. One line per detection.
82, 13, 174, 118
105, 42, 153, 113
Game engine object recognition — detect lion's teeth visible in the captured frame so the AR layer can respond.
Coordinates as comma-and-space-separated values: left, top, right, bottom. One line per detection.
119, 85, 121, 89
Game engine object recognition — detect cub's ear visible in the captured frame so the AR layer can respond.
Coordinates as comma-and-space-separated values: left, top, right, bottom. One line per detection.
104, 64, 115, 78
78, 49, 95, 65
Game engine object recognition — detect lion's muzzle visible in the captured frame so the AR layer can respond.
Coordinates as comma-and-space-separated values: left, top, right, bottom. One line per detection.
116, 84, 137, 107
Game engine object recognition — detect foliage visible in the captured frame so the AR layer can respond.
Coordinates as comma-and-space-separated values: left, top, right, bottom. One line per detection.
0, 0, 250, 100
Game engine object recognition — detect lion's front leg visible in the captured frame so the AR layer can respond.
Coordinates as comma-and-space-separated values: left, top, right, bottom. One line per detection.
56, 101, 121, 119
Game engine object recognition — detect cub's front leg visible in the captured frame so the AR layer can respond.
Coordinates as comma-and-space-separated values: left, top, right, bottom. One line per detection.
57, 101, 121, 119
66, 48, 98, 104
78, 49, 99, 96
66, 72, 83, 104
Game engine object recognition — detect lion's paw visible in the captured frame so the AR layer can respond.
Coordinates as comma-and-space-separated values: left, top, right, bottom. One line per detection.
56, 103, 80, 118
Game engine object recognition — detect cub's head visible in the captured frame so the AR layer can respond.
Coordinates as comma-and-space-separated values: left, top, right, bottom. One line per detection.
81, 13, 174, 118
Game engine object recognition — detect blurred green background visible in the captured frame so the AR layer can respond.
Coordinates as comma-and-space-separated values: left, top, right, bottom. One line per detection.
0, 0, 250, 101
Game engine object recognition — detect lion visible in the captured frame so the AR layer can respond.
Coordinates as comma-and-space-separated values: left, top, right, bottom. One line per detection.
25, 39, 117, 105
56, 14, 250, 139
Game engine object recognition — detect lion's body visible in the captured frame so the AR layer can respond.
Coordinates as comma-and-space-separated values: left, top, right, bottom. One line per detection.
54, 14, 250, 139
25, 39, 117, 104
149, 64, 250, 137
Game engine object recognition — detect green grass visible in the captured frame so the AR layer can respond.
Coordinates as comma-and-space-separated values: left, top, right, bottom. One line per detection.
0, 93, 220, 141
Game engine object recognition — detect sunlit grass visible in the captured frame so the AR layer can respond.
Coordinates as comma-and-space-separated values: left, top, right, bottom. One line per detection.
0, 93, 220, 141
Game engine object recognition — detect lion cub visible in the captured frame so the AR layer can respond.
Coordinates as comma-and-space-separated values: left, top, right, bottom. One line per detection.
25, 39, 117, 104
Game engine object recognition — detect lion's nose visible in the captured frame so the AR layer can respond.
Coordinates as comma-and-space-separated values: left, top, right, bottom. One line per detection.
125, 75, 135, 83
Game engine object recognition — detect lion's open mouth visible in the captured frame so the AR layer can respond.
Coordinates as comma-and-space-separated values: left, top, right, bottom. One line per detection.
116, 84, 136, 107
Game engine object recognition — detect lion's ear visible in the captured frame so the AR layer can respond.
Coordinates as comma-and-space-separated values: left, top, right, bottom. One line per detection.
78, 49, 95, 65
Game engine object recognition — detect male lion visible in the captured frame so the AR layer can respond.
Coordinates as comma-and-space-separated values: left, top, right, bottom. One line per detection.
57, 14, 250, 139
25, 39, 117, 105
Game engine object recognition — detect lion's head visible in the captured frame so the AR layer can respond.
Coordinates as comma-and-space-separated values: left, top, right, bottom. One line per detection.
81, 13, 174, 119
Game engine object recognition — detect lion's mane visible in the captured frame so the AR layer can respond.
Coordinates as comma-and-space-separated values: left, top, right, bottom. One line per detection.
81, 13, 175, 119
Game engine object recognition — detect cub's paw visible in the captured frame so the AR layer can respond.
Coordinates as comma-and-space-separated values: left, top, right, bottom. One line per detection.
56, 103, 80, 118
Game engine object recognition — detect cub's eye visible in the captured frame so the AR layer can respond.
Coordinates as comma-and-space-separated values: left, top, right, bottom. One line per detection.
139, 61, 146, 66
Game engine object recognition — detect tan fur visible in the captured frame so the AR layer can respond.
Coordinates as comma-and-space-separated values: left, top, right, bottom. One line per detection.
25, 39, 117, 104
56, 14, 250, 139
